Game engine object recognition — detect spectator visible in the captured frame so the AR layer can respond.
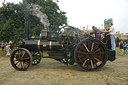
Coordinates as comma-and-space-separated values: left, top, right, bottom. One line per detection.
119, 41, 123, 56
116, 37, 120, 47
6, 44, 11, 57
123, 42, 128, 55
9, 41, 13, 50
90, 26, 101, 39
1, 43, 4, 51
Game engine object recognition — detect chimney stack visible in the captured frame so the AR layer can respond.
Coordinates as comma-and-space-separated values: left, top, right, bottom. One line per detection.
25, 20, 30, 39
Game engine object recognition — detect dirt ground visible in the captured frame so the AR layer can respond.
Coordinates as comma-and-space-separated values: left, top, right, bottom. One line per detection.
0, 49, 128, 85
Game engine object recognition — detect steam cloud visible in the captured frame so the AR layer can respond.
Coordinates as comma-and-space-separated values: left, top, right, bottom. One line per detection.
27, 3, 50, 28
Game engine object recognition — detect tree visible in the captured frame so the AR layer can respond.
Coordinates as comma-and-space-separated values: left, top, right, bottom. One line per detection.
104, 18, 113, 29
0, 3, 25, 43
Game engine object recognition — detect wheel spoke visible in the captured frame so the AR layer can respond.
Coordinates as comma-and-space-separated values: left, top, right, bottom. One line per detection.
77, 51, 87, 55
81, 57, 87, 62
34, 52, 38, 55
23, 57, 30, 60
21, 51, 26, 58
94, 48, 101, 53
23, 62, 26, 69
92, 58, 97, 66
94, 57, 102, 64
78, 54, 85, 58
68, 28, 73, 35
24, 60, 30, 63
64, 28, 68, 35
24, 62, 29, 67
62, 37, 68, 43
91, 60, 94, 69
67, 37, 72, 44
14, 56, 20, 61
95, 55, 103, 60
80, 46, 87, 52
20, 61, 23, 69
87, 59, 90, 68
95, 52, 105, 55
83, 43, 89, 52
17, 62, 21, 68
91, 42, 95, 51
82, 59, 87, 66
15, 61, 20, 65
14, 54, 19, 58
93, 43, 100, 51
88, 41, 91, 51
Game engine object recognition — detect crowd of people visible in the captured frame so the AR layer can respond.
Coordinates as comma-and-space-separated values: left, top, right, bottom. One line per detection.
119, 41, 128, 56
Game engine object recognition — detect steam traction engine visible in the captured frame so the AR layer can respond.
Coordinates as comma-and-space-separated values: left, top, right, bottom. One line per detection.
10, 23, 116, 71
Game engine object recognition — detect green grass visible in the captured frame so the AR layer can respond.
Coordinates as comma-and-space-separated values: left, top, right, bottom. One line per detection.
0, 49, 6, 57
0, 48, 128, 85
116, 47, 120, 56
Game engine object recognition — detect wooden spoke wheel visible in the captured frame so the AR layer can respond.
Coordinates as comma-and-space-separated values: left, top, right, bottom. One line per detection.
31, 51, 42, 65
10, 48, 32, 71
58, 26, 79, 45
74, 38, 108, 71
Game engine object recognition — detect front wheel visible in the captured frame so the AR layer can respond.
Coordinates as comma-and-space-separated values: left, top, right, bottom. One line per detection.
10, 48, 32, 71
74, 38, 108, 71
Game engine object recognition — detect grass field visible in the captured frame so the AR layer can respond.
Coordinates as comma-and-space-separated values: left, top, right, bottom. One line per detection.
0, 48, 128, 85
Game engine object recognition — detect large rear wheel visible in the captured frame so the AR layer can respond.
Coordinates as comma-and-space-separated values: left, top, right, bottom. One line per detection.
74, 38, 108, 71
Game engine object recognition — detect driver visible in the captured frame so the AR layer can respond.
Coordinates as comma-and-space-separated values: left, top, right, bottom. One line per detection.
90, 26, 101, 39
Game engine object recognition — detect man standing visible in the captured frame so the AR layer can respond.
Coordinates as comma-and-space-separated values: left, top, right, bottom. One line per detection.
108, 23, 116, 50
120, 41, 124, 56
90, 26, 101, 39
103, 23, 116, 50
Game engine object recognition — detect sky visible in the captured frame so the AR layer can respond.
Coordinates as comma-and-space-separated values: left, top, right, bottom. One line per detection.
0, 0, 128, 33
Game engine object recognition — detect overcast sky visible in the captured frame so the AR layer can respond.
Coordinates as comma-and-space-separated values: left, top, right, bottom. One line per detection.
0, 0, 128, 33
